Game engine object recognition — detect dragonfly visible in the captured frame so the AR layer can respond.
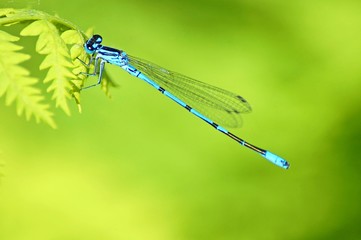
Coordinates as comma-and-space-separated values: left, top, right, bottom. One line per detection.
78, 34, 290, 169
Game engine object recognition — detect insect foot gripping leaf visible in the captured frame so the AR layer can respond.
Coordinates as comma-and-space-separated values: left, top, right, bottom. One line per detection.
0, 8, 102, 127
61, 29, 92, 111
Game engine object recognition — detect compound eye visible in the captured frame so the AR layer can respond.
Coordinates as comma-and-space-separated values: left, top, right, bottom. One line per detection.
93, 34, 103, 44
84, 43, 95, 54
84, 35, 103, 53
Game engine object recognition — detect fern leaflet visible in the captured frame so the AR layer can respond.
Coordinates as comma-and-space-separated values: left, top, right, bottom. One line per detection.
0, 30, 56, 128
0, 8, 116, 127
20, 20, 75, 115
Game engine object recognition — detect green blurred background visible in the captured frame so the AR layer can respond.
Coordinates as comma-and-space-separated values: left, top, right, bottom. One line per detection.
1, 0, 361, 239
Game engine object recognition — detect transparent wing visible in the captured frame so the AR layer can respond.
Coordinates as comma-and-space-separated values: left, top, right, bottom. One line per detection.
128, 55, 252, 128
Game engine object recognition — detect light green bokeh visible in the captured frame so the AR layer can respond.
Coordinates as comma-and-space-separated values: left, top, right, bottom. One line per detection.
1, 0, 361, 239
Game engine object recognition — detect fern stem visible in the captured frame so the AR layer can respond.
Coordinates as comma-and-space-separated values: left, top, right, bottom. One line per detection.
0, 9, 87, 39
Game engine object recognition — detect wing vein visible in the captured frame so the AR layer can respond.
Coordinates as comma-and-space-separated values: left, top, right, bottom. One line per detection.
128, 55, 251, 128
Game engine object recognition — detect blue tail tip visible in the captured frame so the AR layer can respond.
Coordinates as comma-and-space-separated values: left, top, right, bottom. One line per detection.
263, 151, 290, 169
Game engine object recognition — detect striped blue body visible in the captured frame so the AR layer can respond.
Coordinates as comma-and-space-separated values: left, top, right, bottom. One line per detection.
80, 35, 290, 169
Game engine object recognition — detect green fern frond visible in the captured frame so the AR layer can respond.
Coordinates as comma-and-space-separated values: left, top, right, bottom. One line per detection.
20, 20, 75, 115
0, 30, 56, 127
0, 8, 116, 127
61, 29, 89, 110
